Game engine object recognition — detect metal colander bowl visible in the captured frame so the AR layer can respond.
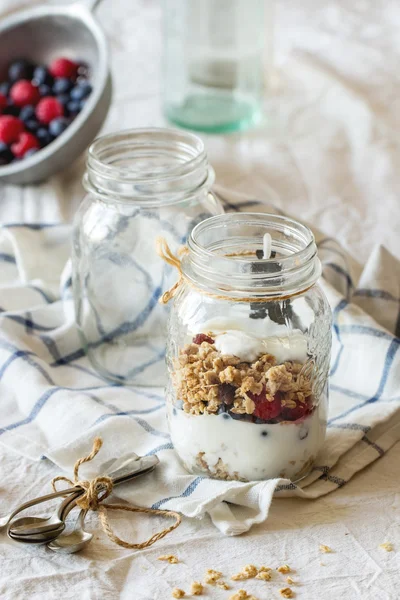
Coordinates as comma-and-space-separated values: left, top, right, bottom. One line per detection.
0, 0, 111, 184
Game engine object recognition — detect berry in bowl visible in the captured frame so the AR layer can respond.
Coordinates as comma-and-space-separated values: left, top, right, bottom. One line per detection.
0, 1, 111, 183
0, 57, 93, 165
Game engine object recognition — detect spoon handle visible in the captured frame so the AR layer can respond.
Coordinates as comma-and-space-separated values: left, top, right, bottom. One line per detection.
0, 486, 81, 529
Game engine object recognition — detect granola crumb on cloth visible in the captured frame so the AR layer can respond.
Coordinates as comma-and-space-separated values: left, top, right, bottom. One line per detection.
280, 588, 295, 598
204, 569, 223, 584
379, 542, 394, 552
287, 577, 295, 584
229, 590, 258, 600
191, 581, 203, 595
158, 554, 179, 564
277, 564, 291, 574
172, 588, 185, 598
319, 544, 333, 553
217, 581, 231, 590
231, 564, 259, 580
255, 569, 272, 581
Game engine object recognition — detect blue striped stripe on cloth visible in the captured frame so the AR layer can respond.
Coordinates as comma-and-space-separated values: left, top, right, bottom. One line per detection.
0, 197, 399, 535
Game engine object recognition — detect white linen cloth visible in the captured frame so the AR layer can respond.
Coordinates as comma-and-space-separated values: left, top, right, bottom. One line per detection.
0, 1, 400, 598
0, 193, 399, 537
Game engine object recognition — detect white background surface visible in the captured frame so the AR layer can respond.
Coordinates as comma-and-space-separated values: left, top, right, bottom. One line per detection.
0, 1, 399, 599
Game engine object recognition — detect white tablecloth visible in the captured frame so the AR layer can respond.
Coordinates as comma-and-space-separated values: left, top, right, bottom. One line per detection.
0, 1, 399, 599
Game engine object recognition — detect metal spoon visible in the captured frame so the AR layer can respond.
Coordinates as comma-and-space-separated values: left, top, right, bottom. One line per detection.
47, 509, 91, 553
0, 452, 142, 530
7, 492, 82, 545
8, 455, 159, 541
0, 486, 89, 530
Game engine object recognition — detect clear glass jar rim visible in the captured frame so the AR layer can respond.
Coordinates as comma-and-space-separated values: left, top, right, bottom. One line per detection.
83, 127, 213, 206
182, 213, 322, 298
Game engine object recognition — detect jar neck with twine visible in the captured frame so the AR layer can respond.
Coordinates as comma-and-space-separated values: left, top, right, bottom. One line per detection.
156, 213, 321, 305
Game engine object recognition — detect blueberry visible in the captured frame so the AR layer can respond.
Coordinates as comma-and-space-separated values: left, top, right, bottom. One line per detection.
66, 100, 81, 116
57, 94, 70, 107
36, 128, 53, 147
25, 119, 40, 133
39, 84, 53, 97
32, 65, 53, 86
219, 383, 235, 406
222, 413, 230, 420
8, 59, 34, 81
216, 404, 226, 415
0, 142, 13, 165
19, 105, 36, 122
70, 81, 92, 101
3, 101, 20, 116
0, 82, 11, 96
253, 417, 266, 424
261, 430, 268, 437
25, 148, 39, 158
49, 117, 69, 137
53, 77, 73, 94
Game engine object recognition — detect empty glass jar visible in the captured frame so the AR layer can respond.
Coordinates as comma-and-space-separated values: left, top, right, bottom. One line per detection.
72, 128, 222, 386
164, 213, 332, 481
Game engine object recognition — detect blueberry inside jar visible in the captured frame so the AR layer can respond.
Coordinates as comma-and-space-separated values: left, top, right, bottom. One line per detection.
164, 213, 332, 482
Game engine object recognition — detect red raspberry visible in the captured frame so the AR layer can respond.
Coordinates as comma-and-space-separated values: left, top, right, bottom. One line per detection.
192, 334, 215, 345
251, 389, 282, 420
0, 94, 7, 112
36, 97, 64, 124
0, 115, 24, 144
49, 57, 78, 79
281, 398, 313, 422
11, 132, 40, 158
10, 80, 40, 107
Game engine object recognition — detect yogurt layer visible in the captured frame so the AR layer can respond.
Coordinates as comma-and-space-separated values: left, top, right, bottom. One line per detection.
168, 397, 327, 482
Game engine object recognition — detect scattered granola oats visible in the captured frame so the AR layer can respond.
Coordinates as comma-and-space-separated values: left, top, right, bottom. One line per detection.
280, 587, 294, 598
229, 590, 258, 600
205, 569, 223, 584
191, 581, 203, 595
231, 564, 258, 580
379, 542, 394, 552
172, 588, 185, 599
286, 577, 295, 585
255, 570, 272, 581
319, 544, 333, 553
158, 554, 179, 564
217, 581, 231, 590
196, 452, 245, 481
277, 565, 291, 574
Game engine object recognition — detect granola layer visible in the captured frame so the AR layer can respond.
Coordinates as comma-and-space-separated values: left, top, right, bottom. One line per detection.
172, 334, 313, 422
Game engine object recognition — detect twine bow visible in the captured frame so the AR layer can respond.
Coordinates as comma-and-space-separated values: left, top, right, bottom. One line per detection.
51, 438, 181, 550
156, 236, 188, 304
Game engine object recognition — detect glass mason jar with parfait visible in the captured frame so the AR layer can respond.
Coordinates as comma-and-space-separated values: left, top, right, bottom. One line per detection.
160, 213, 332, 481
72, 128, 222, 386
